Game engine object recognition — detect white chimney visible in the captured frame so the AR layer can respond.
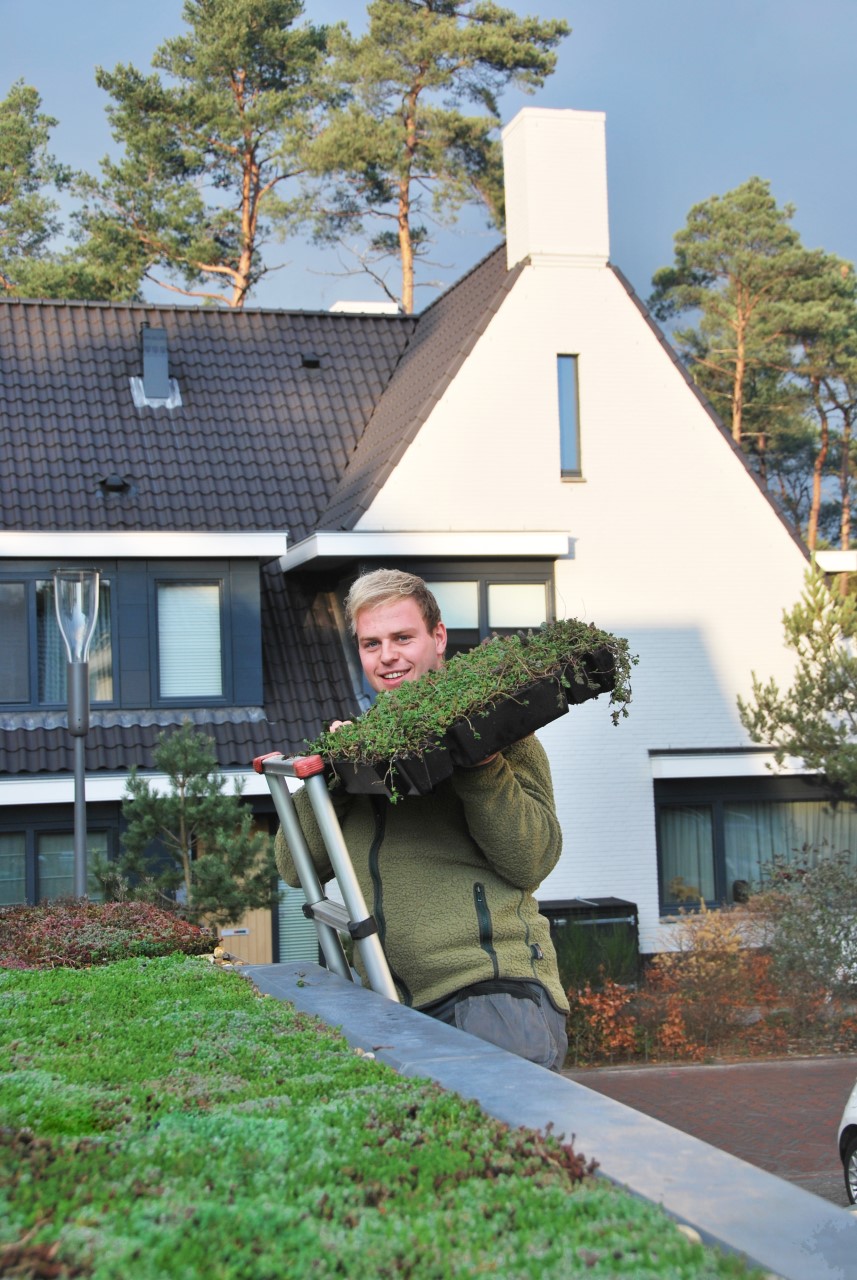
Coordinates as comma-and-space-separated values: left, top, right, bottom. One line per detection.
501, 108, 609, 270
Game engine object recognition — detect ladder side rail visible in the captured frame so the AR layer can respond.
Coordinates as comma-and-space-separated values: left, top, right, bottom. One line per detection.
263, 769, 353, 981
303, 772, 400, 1003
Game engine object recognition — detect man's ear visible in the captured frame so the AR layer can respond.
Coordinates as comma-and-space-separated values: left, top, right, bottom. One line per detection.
434, 621, 448, 658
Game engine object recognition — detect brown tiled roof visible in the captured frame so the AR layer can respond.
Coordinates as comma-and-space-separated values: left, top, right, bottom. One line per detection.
320, 246, 523, 530
0, 298, 415, 541
0, 254, 525, 779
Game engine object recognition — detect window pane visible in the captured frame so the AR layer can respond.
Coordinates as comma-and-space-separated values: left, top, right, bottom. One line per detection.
660, 806, 715, 905
158, 582, 223, 698
557, 353, 581, 476
424, 581, 479, 629
487, 583, 547, 629
0, 583, 29, 702
724, 800, 857, 892
37, 831, 107, 902
0, 833, 26, 905
36, 579, 113, 704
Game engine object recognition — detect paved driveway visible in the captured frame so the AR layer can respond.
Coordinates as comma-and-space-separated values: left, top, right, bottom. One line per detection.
564, 1055, 857, 1208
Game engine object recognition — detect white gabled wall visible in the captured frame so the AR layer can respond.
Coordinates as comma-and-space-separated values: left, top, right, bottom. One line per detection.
357, 110, 808, 952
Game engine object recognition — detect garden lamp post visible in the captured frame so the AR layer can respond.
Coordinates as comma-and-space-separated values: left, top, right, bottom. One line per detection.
54, 568, 100, 899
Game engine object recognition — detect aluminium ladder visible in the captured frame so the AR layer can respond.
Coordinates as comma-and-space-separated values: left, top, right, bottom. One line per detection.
253, 752, 399, 1002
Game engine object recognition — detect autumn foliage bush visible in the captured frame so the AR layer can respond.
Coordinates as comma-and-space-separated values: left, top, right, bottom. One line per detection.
565, 900, 857, 1067
0, 899, 214, 970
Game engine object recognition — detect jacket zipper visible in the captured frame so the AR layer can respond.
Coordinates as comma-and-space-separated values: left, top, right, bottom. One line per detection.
368, 799, 412, 1005
473, 882, 499, 979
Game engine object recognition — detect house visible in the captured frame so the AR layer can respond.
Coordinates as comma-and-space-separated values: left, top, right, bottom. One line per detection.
1, 107, 834, 964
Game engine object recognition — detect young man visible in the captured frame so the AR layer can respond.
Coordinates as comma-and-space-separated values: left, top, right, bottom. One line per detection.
274, 568, 569, 1071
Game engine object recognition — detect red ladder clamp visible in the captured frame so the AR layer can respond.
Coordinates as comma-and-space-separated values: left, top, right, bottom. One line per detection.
253, 752, 399, 1002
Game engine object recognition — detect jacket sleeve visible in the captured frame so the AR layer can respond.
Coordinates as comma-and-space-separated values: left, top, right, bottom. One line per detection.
449, 734, 562, 891
273, 783, 352, 889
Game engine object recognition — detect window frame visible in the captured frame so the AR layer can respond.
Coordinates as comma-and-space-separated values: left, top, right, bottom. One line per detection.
557, 353, 583, 479
0, 568, 117, 711
0, 809, 120, 905
151, 573, 229, 706
655, 775, 857, 913
336, 559, 556, 689
399, 560, 555, 659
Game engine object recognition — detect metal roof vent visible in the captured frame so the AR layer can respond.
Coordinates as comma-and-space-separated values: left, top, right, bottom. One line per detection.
97, 473, 138, 503
301, 352, 322, 370
130, 324, 183, 409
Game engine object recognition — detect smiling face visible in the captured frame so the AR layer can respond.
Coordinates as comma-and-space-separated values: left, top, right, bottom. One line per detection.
354, 597, 447, 694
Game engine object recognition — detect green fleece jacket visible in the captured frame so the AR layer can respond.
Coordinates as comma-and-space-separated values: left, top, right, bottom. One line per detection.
274, 734, 569, 1013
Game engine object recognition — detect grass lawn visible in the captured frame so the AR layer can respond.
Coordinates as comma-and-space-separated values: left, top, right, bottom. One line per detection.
0, 953, 768, 1279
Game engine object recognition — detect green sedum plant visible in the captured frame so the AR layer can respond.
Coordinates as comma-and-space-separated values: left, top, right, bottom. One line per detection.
305, 618, 636, 768
0, 956, 765, 1279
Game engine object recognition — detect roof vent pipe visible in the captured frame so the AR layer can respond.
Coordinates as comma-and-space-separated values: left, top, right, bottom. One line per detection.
141, 324, 170, 401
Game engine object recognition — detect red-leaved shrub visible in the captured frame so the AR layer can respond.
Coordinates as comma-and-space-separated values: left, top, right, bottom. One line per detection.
0, 899, 215, 970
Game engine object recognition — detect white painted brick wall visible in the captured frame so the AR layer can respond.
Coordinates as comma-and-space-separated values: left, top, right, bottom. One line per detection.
358, 111, 809, 953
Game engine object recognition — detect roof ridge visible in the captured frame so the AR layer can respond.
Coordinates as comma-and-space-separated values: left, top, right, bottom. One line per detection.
0, 295, 416, 321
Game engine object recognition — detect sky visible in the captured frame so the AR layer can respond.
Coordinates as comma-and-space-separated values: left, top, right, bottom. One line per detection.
4, 0, 857, 312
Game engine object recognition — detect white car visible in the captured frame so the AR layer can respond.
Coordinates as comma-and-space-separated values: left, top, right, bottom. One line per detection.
839, 1077, 857, 1205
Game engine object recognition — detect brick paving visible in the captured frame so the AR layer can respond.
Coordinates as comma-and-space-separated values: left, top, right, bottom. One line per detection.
564, 1055, 857, 1207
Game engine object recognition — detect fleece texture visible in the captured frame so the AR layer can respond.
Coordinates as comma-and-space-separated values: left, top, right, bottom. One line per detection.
274, 734, 569, 1012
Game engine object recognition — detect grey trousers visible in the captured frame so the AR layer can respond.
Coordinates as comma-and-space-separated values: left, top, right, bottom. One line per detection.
424, 980, 568, 1072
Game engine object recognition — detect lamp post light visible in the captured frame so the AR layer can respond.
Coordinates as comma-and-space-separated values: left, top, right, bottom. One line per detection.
53, 568, 100, 899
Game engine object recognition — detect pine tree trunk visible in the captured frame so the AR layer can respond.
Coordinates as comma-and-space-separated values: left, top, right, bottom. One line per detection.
808, 383, 828, 551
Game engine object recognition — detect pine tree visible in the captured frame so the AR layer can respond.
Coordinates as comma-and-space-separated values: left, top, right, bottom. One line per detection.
83, 0, 329, 307
308, 0, 569, 313
738, 569, 857, 803
0, 81, 70, 293
649, 178, 841, 458
117, 721, 279, 927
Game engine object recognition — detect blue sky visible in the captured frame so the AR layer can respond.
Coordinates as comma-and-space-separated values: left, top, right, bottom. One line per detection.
4, 1, 857, 311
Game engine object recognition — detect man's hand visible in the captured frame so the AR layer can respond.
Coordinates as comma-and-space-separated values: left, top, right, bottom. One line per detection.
328, 719, 353, 732
460, 753, 499, 769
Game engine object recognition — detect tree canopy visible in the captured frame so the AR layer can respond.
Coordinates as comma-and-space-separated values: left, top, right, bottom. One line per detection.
738, 569, 857, 804
306, 0, 569, 313
82, 0, 330, 307
0, 81, 70, 295
650, 177, 857, 548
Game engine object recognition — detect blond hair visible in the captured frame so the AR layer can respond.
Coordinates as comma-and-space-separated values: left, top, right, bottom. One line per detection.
344, 569, 441, 637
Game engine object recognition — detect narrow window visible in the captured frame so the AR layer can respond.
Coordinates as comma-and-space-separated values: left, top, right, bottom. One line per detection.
35, 579, 113, 705
0, 584, 29, 702
158, 582, 224, 699
0, 833, 26, 905
557, 354, 581, 477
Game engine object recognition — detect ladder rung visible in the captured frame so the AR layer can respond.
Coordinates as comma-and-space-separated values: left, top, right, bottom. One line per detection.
305, 899, 351, 932
304, 899, 379, 941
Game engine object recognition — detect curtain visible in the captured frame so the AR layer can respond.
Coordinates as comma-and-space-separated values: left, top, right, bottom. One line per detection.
660, 805, 715, 905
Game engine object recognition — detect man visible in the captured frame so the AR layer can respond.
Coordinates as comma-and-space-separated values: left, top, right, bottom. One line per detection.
275, 568, 569, 1071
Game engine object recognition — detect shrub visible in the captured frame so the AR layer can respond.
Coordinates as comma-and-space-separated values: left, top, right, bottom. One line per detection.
647, 904, 751, 1052
566, 978, 638, 1065
0, 899, 214, 970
